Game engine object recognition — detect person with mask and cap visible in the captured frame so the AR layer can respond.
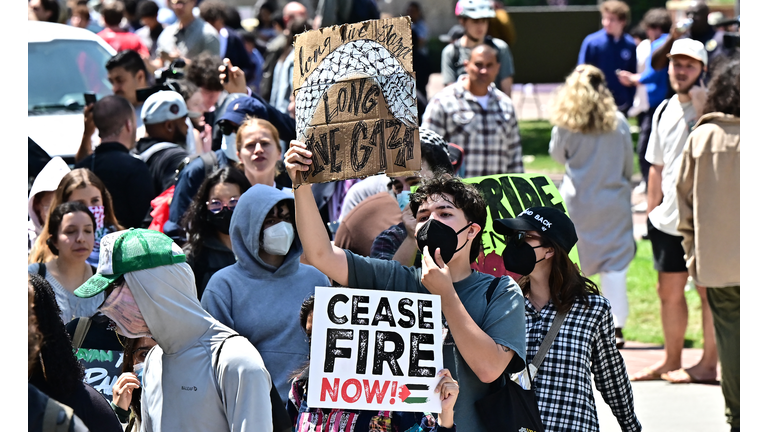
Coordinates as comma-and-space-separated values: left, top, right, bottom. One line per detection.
284, 141, 527, 432
73, 228, 274, 431
493, 207, 640, 432
201, 184, 330, 404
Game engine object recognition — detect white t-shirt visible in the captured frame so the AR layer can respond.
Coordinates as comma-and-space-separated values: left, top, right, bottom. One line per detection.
645, 95, 698, 236
475, 93, 490, 110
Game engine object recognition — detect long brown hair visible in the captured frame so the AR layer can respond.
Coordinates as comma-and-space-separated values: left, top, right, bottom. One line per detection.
29, 168, 123, 263
517, 237, 600, 313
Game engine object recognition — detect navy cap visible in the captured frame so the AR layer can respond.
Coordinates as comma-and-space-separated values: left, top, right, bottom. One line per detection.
217, 96, 268, 126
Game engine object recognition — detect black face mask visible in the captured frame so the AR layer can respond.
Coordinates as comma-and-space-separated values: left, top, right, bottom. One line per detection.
502, 242, 545, 276
207, 208, 233, 235
416, 219, 473, 264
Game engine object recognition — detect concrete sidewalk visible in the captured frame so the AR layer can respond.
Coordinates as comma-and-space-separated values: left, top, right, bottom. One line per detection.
595, 341, 728, 431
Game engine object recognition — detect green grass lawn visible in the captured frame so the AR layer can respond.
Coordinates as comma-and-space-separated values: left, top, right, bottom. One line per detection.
518, 119, 706, 348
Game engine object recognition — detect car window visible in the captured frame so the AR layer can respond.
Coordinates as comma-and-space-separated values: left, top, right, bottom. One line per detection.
28, 39, 113, 112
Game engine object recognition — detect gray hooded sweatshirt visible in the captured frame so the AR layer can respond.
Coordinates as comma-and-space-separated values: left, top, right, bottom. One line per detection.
124, 263, 273, 432
202, 185, 329, 403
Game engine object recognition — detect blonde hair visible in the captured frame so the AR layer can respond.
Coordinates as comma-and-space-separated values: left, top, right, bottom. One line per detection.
549, 64, 618, 134
29, 169, 123, 264
235, 117, 279, 152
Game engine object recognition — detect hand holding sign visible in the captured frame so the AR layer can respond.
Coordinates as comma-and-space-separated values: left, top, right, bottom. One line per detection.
435, 368, 459, 428
285, 140, 313, 186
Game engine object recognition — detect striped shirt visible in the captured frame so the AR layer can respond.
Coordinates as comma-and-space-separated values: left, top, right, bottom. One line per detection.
526, 294, 641, 431
422, 75, 523, 178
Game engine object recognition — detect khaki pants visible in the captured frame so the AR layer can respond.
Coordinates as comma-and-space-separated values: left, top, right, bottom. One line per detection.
707, 286, 740, 428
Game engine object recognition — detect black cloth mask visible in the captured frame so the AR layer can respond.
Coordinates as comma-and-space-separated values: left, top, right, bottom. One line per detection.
416, 219, 473, 264
502, 242, 545, 276
207, 208, 233, 235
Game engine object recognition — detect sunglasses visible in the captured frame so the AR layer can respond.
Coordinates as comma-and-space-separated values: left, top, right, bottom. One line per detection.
218, 121, 238, 136
207, 198, 239, 214
506, 231, 542, 246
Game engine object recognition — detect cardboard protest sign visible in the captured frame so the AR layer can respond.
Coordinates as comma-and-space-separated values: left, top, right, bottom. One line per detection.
463, 174, 580, 276
293, 16, 421, 184
308, 287, 443, 413
75, 348, 124, 402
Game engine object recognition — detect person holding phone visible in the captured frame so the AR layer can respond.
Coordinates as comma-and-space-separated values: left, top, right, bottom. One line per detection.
630, 38, 718, 384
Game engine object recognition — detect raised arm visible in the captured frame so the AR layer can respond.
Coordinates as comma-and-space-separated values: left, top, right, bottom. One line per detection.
284, 140, 349, 285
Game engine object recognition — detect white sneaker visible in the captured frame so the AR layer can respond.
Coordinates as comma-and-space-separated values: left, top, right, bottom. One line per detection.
631, 201, 647, 213
633, 180, 647, 195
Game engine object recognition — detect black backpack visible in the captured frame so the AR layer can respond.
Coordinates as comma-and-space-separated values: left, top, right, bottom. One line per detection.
173, 151, 220, 184
347, 0, 380, 23
214, 334, 293, 432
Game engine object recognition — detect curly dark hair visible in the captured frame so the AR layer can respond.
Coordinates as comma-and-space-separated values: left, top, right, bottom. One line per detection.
185, 52, 225, 92
199, 0, 228, 25
299, 295, 314, 336
28, 272, 85, 402
703, 55, 739, 117
410, 175, 487, 263
181, 167, 251, 257
516, 238, 600, 314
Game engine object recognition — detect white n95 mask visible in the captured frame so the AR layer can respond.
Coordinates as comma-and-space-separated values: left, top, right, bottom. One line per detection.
261, 221, 294, 256
222, 133, 239, 162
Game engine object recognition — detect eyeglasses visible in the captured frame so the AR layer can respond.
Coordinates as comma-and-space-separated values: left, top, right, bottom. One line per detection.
218, 121, 238, 136
133, 346, 152, 363
507, 231, 542, 246
206, 197, 239, 214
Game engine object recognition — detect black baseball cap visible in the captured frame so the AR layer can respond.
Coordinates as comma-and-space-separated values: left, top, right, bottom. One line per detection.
493, 207, 578, 253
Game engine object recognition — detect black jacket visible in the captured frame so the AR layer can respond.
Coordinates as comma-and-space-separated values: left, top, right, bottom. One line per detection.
185, 236, 236, 300
75, 142, 154, 228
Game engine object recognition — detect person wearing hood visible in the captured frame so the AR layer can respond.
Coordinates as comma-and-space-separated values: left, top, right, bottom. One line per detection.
73, 228, 274, 431
136, 90, 191, 196
201, 184, 330, 403
28, 157, 70, 252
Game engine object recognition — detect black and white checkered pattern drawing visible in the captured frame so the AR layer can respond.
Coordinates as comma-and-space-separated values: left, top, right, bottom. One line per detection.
294, 39, 418, 139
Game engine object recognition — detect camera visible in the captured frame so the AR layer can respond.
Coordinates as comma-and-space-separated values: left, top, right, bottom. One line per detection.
136, 59, 186, 102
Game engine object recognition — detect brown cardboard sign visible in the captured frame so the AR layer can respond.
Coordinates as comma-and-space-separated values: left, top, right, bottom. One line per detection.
293, 17, 420, 184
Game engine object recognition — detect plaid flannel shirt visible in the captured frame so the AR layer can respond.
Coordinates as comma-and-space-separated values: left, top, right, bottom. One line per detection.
526, 294, 641, 432
422, 75, 523, 178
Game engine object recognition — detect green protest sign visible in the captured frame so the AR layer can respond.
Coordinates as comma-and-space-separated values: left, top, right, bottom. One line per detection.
463, 173, 580, 276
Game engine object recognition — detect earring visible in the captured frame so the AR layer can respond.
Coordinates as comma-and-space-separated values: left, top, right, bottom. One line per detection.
38, 351, 48, 381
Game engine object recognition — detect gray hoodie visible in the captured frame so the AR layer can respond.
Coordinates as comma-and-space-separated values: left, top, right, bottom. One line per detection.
125, 263, 273, 432
202, 185, 329, 403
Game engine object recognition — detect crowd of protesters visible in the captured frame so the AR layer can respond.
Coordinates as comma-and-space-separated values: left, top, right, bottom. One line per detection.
27, 0, 739, 431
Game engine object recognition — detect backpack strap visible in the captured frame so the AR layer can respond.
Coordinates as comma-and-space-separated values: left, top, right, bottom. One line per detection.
43, 397, 73, 432
199, 151, 220, 177
531, 310, 568, 369
37, 262, 46, 278
485, 276, 503, 304
71, 317, 92, 350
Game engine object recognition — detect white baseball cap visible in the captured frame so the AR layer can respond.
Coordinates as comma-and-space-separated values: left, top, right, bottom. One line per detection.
141, 91, 188, 125
668, 38, 708, 67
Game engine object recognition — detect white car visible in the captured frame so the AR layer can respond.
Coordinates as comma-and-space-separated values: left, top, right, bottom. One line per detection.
28, 20, 116, 164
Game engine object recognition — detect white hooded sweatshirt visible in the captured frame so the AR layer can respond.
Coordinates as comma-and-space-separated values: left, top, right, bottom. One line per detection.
124, 263, 273, 432
28, 157, 70, 250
